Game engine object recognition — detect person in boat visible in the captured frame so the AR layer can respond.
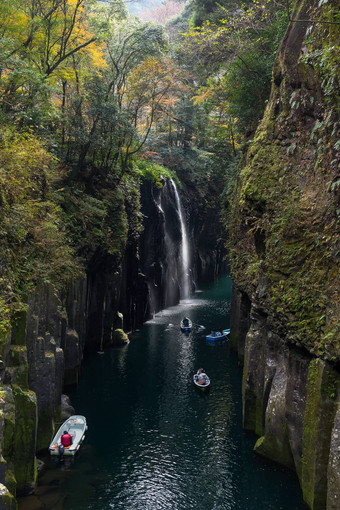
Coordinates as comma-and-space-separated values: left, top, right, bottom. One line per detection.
219, 328, 223, 335
210, 330, 216, 337
197, 368, 207, 384
61, 430, 73, 447
183, 317, 190, 327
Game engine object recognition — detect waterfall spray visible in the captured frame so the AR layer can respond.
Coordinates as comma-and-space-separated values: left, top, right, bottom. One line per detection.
170, 179, 190, 299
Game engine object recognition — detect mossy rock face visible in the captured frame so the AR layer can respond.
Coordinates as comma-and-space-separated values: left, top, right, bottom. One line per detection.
254, 352, 295, 470
8, 347, 28, 389
112, 329, 129, 347
242, 327, 266, 435
12, 386, 37, 495
3, 391, 15, 462
301, 359, 339, 510
0, 484, 17, 510
0, 329, 11, 359
229, 0, 339, 507
327, 402, 340, 510
10, 309, 27, 347
4, 468, 17, 497
228, 0, 340, 361
255, 432, 294, 470
36, 408, 54, 452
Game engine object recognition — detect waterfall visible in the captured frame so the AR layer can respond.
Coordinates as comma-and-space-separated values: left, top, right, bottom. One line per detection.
170, 179, 191, 300
139, 179, 192, 317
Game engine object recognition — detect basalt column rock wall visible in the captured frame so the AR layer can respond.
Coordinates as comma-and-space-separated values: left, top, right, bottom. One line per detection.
186, 186, 229, 287
229, 0, 340, 508
0, 262, 144, 505
231, 293, 340, 510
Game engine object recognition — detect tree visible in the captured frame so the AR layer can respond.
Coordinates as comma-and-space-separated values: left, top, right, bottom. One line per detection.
0, 0, 101, 125
178, 0, 288, 133
58, 18, 169, 177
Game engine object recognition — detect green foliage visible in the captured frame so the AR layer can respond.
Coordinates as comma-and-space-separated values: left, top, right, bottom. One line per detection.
133, 158, 177, 187
58, 184, 128, 261
0, 298, 11, 343
0, 126, 79, 299
0, 1, 175, 334
222, 48, 275, 132
181, 0, 288, 134
301, 2, 340, 104
60, 17, 169, 176
0, 0, 98, 131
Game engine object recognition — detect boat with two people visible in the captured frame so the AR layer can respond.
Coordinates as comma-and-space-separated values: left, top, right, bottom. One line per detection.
180, 317, 192, 332
49, 415, 88, 457
193, 368, 210, 390
206, 328, 230, 342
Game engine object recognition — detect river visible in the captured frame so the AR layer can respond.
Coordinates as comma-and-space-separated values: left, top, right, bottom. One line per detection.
19, 276, 304, 510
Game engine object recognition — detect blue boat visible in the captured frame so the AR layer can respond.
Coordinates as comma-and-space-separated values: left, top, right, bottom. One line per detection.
180, 318, 192, 332
206, 329, 230, 342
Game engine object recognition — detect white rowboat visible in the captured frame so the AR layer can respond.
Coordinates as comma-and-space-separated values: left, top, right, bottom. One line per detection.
193, 373, 210, 390
49, 415, 87, 456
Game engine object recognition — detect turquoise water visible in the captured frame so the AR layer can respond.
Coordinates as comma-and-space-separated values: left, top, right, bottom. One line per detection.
22, 277, 304, 509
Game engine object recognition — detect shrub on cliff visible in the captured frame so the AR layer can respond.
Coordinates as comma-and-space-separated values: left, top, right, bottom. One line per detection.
0, 126, 80, 301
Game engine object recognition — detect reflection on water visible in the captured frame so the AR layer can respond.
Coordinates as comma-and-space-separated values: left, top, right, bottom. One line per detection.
18, 277, 303, 510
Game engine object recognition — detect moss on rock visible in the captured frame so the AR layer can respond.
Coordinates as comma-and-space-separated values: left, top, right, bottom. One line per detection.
12, 386, 37, 495
242, 328, 265, 436
8, 347, 28, 389
254, 433, 289, 467
36, 408, 54, 453
301, 359, 339, 509
228, 0, 340, 362
112, 329, 129, 346
4, 468, 17, 497
3, 395, 15, 462
0, 483, 17, 510
255, 429, 295, 470
10, 309, 27, 347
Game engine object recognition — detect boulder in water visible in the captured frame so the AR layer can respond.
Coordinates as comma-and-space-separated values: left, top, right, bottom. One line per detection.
112, 329, 130, 346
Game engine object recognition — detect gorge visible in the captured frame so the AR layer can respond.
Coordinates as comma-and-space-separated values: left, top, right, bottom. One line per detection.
0, 0, 339, 509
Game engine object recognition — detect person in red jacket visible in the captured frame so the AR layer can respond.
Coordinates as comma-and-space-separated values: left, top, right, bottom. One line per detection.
61, 430, 72, 447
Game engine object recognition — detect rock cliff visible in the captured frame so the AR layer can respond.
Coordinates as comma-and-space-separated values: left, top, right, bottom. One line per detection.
0, 182, 147, 506
229, 1, 339, 508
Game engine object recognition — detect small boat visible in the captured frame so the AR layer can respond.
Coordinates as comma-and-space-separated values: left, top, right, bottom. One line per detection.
206, 328, 230, 342
49, 415, 87, 456
193, 372, 210, 390
180, 318, 192, 332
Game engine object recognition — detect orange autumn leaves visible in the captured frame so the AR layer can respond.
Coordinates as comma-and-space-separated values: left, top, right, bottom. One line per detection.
0, 0, 104, 103
125, 57, 189, 131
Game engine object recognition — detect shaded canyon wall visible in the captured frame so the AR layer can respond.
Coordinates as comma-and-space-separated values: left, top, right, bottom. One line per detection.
229, 1, 340, 509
